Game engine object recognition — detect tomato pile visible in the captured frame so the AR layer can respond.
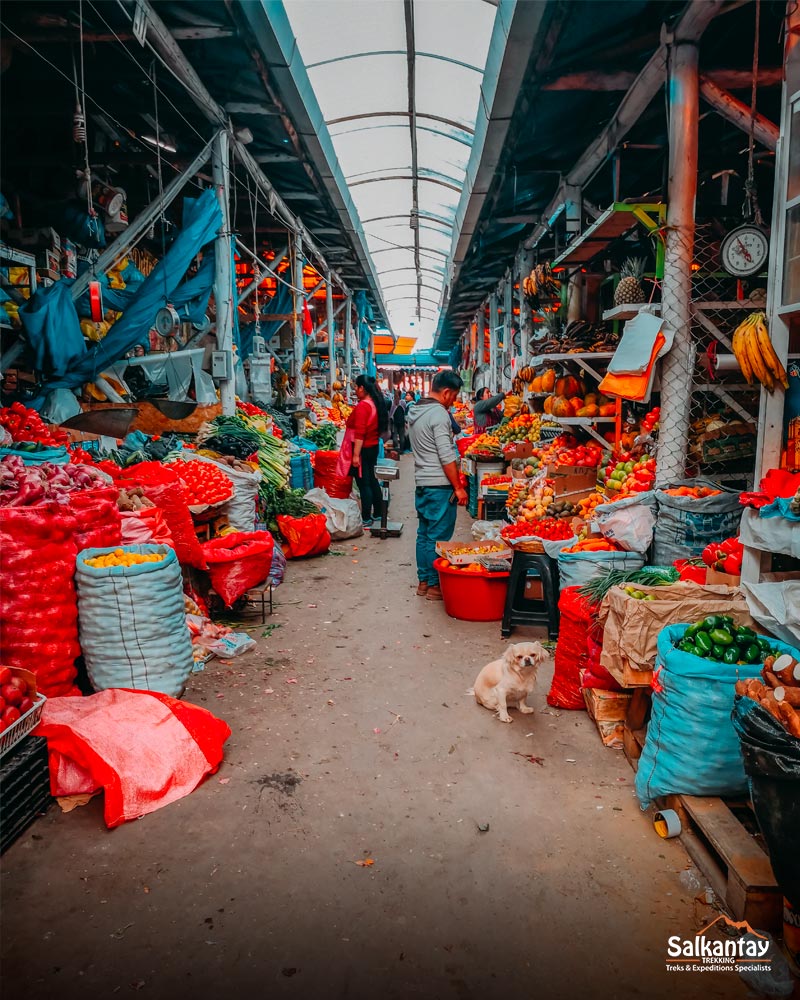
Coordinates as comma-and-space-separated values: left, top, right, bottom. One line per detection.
0, 403, 69, 447
662, 485, 722, 498
603, 454, 656, 497
553, 442, 604, 468
169, 460, 233, 507
701, 535, 743, 576
0, 666, 36, 731
501, 518, 573, 542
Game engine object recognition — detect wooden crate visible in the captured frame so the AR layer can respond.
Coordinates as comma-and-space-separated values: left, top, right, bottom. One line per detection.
660, 794, 782, 931
604, 652, 653, 689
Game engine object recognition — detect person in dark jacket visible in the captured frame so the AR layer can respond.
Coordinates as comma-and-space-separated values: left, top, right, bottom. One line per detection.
473, 388, 505, 429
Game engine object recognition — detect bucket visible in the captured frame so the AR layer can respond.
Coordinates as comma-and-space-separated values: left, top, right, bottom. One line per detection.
434, 557, 509, 622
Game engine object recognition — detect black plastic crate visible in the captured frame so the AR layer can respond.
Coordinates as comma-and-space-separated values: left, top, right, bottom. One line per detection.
0, 736, 52, 854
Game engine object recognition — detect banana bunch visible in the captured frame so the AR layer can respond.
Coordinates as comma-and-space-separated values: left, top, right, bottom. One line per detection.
301, 357, 313, 374
522, 263, 561, 308
732, 312, 789, 392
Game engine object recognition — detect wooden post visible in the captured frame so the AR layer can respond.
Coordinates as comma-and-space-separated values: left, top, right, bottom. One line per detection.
326, 272, 335, 394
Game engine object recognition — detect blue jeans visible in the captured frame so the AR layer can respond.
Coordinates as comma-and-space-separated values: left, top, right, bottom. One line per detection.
415, 486, 457, 586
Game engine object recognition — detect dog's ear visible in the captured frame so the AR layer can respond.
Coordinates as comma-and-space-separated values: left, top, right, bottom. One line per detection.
532, 642, 548, 664
503, 644, 518, 666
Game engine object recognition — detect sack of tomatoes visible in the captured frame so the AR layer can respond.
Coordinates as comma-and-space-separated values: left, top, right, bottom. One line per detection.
168, 460, 234, 508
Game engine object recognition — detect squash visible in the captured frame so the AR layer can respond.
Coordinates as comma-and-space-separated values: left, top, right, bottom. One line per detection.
531, 375, 543, 393
519, 366, 535, 382
556, 375, 583, 398
598, 402, 616, 417
543, 394, 555, 415
552, 396, 574, 418
541, 369, 556, 393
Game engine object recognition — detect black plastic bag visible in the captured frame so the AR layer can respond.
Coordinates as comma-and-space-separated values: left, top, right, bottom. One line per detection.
732, 696, 800, 909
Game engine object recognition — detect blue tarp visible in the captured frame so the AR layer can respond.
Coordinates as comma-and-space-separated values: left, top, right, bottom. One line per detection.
19, 278, 86, 378
33, 188, 221, 402
238, 282, 292, 360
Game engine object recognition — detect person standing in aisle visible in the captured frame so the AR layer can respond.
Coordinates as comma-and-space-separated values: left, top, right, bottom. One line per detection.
407, 370, 466, 601
473, 387, 505, 430
347, 374, 388, 528
390, 390, 408, 453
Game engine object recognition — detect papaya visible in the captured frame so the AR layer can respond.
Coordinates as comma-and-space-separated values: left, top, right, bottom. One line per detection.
541, 369, 556, 393
599, 402, 616, 417
584, 393, 598, 406
552, 396, 573, 418
531, 375, 543, 393
576, 404, 599, 418
569, 396, 585, 412
543, 394, 555, 415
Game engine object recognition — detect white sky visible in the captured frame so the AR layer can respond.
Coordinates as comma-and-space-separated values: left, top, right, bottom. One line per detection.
284, 0, 497, 350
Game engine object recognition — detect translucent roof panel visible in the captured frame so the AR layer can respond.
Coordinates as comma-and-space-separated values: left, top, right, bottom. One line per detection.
285, 0, 497, 349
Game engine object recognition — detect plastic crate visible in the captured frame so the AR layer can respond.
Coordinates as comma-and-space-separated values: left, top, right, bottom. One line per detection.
0, 693, 46, 758
0, 736, 52, 854
289, 453, 314, 492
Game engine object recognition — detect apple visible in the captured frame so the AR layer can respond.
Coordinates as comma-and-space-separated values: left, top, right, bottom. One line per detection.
0, 667, 11, 686
18, 696, 34, 715
1, 684, 22, 706
2, 706, 20, 725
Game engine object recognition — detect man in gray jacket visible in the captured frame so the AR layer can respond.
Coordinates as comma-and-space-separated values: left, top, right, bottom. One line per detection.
407, 370, 466, 601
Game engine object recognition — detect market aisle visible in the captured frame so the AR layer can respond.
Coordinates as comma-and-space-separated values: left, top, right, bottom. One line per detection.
2, 457, 745, 1000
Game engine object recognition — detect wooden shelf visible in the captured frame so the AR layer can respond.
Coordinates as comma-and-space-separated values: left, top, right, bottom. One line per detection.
529, 351, 614, 365
551, 202, 665, 269
602, 303, 661, 321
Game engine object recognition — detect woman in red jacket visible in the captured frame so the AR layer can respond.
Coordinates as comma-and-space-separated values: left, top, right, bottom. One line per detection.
347, 375, 389, 527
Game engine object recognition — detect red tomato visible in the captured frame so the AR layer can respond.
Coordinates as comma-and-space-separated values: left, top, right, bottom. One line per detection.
18, 696, 34, 715
3, 706, 21, 725
0, 667, 11, 686
1, 684, 22, 706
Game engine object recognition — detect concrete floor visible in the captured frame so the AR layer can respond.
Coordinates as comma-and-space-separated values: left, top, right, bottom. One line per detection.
1, 456, 749, 1000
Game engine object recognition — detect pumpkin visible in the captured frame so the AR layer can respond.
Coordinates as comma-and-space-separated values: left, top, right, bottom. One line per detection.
531, 375, 543, 393
556, 375, 583, 398
519, 366, 535, 382
541, 369, 556, 393
599, 402, 616, 417
552, 396, 574, 418
543, 395, 555, 415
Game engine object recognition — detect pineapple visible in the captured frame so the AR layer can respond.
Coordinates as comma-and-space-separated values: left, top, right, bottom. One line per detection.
614, 258, 646, 306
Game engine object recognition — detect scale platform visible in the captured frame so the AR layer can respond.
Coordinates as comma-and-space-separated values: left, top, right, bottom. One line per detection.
369, 461, 403, 539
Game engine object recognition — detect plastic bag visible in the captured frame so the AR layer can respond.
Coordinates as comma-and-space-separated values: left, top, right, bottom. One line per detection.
191, 454, 260, 533
304, 487, 363, 540
34, 688, 231, 828
201, 531, 275, 606
634, 624, 774, 808
0, 503, 81, 696
277, 513, 331, 559
120, 506, 175, 547
557, 548, 645, 590
594, 492, 656, 553
313, 449, 353, 499
653, 480, 742, 565
76, 544, 194, 697
471, 520, 504, 542
733, 695, 800, 909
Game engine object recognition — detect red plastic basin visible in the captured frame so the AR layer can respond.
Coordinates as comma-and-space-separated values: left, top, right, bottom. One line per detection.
434, 557, 510, 622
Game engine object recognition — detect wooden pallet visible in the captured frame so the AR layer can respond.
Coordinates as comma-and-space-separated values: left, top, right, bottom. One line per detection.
661, 794, 782, 931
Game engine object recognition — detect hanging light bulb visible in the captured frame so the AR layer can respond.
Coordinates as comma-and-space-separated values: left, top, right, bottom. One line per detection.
73, 102, 86, 144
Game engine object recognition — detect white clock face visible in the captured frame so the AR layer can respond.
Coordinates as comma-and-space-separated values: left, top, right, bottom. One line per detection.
720, 227, 769, 277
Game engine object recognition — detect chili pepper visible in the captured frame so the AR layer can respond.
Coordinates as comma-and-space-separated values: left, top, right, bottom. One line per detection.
709, 628, 734, 646
694, 631, 713, 655
723, 646, 740, 665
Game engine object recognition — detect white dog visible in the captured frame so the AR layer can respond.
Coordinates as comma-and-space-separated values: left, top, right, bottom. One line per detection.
472, 641, 548, 723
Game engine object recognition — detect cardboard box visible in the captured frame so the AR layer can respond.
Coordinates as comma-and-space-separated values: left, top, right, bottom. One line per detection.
547, 464, 598, 497
582, 686, 632, 723
705, 567, 741, 588
9, 227, 60, 250
61, 239, 77, 279
435, 540, 512, 565
505, 441, 535, 460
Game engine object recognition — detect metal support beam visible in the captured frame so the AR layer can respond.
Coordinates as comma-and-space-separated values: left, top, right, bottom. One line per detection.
488, 291, 499, 393
292, 236, 305, 404
344, 295, 353, 386
502, 275, 513, 391
326, 273, 336, 393
524, 0, 725, 252
71, 138, 215, 299
212, 130, 236, 416
517, 251, 532, 365
699, 75, 779, 150
133, 0, 349, 295
656, 41, 700, 486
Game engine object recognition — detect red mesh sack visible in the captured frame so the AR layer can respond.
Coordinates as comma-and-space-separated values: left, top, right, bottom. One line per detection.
120, 506, 175, 548
313, 450, 353, 500
277, 513, 331, 559
70, 486, 122, 551
0, 504, 81, 696
115, 462, 205, 568
581, 619, 622, 692
201, 531, 275, 606
546, 586, 596, 710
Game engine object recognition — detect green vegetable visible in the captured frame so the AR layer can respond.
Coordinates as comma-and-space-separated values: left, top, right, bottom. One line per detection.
723, 646, 740, 665
711, 643, 726, 661
736, 626, 756, 641
743, 642, 761, 664
701, 615, 725, 631
577, 566, 679, 604
694, 631, 713, 655
306, 423, 338, 450
709, 628, 734, 646
757, 637, 772, 652
678, 640, 697, 655
684, 622, 703, 639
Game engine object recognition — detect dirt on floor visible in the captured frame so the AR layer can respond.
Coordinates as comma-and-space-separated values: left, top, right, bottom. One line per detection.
1, 456, 751, 1000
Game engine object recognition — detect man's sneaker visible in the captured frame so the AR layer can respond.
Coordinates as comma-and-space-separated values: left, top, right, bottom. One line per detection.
415, 581, 429, 597
362, 518, 373, 528
425, 585, 443, 601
